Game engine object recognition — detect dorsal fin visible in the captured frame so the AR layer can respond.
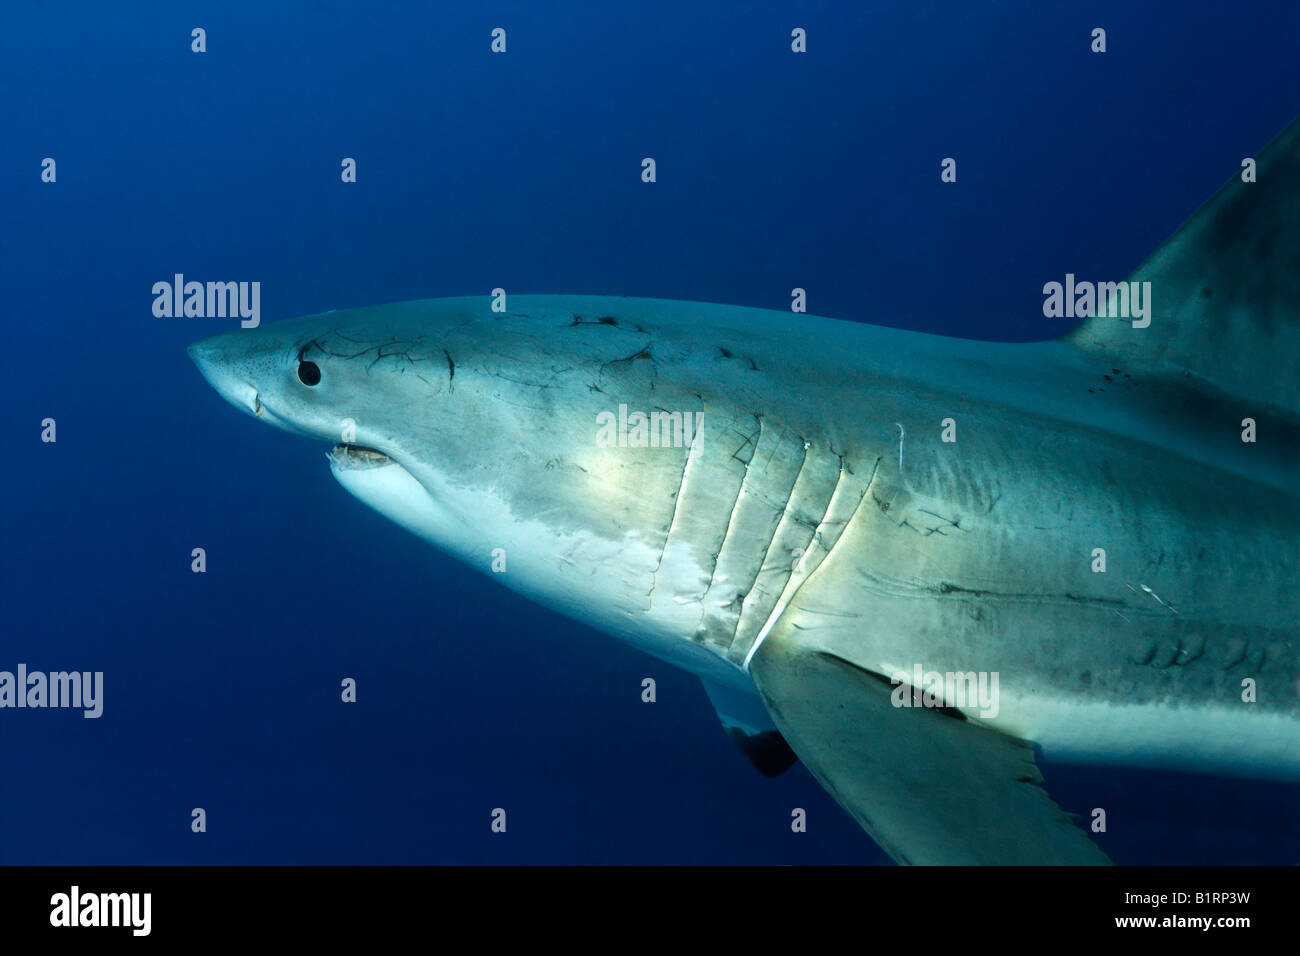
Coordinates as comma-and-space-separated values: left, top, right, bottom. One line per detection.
1064, 116, 1300, 415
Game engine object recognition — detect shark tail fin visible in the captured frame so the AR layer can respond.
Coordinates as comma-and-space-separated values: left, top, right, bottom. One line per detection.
1063, 116, 1300, 416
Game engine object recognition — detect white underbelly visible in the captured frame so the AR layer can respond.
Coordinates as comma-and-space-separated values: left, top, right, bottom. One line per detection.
330, 454, 754, 692
1005, 694, 1300, 780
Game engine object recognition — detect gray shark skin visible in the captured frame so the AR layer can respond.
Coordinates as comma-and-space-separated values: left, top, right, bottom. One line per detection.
190, 118, 1299, 865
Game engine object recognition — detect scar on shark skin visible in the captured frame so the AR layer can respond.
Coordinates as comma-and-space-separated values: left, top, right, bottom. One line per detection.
308, 330, 440, 374
597, 344, 658, 390
567, 314, 621, 328
713, 344, 760, 370
607, 346, 653, 365
1127, 582, 1179, 614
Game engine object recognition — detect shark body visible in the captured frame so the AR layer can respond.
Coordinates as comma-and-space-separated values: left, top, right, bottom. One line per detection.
190, 119, 1299, 864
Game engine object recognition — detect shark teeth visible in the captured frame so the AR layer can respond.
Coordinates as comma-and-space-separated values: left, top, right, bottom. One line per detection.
327, 444, 394, 470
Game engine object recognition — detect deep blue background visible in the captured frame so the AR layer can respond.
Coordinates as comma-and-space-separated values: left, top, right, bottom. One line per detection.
1, 1, 1297, 864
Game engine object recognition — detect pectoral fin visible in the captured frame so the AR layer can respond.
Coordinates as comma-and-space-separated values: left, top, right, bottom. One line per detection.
701, 679, 798, 777
748, 634, 1110, 865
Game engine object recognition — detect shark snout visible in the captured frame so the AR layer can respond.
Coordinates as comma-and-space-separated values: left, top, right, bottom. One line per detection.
188, 337, 263, 419
186, 339, 217, 381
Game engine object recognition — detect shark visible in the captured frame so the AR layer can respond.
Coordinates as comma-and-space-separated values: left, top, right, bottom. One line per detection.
189, 117, 1299, 865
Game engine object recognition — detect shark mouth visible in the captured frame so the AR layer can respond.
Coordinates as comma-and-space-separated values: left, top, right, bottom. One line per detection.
328, 443, 395, 471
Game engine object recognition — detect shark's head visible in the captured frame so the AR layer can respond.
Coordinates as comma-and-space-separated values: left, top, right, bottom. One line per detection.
187, 297, 730, 657
188, 300, 539, 564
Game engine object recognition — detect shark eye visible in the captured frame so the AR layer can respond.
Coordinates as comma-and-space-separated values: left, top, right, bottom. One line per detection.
297, 360, 322, 386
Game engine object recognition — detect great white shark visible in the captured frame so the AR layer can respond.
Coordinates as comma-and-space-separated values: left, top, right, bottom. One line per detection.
189, 118, 1299, 865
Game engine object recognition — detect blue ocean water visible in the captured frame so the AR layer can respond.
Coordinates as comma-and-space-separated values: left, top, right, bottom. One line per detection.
1, 1, 1297, 864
